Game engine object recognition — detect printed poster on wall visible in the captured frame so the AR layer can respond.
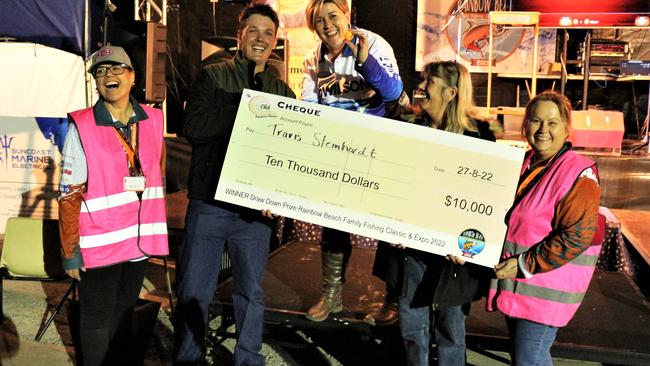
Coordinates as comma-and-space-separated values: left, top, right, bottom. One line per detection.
416, 0, 556, 73
0, 43, 87, 233
0, 118, 66, 231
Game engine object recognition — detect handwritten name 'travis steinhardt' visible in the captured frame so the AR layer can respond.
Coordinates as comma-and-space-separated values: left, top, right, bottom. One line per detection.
274, 101, 377, 158
268, 123, 377, 159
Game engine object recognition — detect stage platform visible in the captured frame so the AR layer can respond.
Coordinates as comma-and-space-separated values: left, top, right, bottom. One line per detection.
590, 154, 650, 211
610, 209, 650, 266
214, 241, 386, 329
213, 241, 650, 365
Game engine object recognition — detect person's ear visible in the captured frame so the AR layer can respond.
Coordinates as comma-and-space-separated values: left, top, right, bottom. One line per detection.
446, 86, 458, 102
565, 122, 572, 136
128, 70, 136, 86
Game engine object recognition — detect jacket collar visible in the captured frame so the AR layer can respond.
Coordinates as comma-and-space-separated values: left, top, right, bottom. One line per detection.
233, 50, 279, 89
233, 50, 275, 75
92, 95, 148, 127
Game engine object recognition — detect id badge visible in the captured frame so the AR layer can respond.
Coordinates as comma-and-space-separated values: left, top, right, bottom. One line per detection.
123, 176, 146, 192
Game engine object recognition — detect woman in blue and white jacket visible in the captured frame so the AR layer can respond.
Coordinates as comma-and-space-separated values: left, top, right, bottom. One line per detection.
301, 0, 404, 324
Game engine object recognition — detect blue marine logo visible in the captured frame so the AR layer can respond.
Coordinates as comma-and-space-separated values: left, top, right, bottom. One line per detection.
0, 134, 15, 169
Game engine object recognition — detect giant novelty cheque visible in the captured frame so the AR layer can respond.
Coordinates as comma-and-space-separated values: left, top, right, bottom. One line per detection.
215, 89, 525, 267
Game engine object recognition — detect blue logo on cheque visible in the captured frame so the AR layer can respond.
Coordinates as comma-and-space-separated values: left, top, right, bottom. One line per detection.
458, 229, 485, 258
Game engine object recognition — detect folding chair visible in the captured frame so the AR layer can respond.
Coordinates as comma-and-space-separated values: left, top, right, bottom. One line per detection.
0, 217, 77, 341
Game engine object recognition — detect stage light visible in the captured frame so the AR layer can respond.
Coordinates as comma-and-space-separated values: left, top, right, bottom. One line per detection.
635, 16, 650, 27
559, 17, 572, 26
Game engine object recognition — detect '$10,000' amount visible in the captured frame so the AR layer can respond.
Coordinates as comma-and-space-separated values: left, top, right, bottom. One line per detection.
444, 195, 494, 216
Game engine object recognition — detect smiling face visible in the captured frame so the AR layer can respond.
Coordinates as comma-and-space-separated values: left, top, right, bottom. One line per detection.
239, 13, 277, 71
94, 63, 135, 105
416, 76, 456, 127
525, 100, 569, 161
313, 2, 349, 55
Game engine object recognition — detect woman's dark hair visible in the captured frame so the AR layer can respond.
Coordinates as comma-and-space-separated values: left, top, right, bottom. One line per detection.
239, 4, 280, 34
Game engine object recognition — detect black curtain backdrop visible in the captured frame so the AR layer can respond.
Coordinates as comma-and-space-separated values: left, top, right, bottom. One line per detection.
161, 0, 246, 133
353, 0, 421, 98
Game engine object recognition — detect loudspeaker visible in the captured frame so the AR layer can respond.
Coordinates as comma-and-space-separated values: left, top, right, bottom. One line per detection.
201, 36, 238, 65
112, 21, 167, 103
570, 110, 625, 150
201, 35, 288, 82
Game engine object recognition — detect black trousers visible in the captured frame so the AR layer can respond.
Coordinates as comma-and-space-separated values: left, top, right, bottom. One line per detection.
372, 241, 404, 300
78, 260, 146, 366
320, 227, 352, 279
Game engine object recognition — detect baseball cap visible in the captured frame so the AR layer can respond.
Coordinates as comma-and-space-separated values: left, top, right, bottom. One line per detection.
87, 45, 133, 73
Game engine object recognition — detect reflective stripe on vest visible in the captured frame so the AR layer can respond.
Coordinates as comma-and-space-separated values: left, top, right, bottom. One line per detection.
502, 241, 600, 267
494, 279, 587, 304
81, 186, 164, 213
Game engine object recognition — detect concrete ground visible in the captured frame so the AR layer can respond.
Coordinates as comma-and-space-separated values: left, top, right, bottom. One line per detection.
0, 258, 175, 366
0, 257, 606, 366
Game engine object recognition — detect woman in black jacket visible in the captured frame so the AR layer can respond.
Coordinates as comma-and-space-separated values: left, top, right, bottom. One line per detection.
396, 61, 495, 366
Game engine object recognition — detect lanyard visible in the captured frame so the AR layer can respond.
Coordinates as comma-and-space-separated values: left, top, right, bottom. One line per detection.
516, 149, 562, 198
516, 165, 545, 197
113, 123, 142, 176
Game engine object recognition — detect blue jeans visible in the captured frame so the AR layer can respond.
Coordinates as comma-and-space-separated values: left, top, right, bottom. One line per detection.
399, 255, 467, 366
506, 317, 558, 366
174, 200, 271, 366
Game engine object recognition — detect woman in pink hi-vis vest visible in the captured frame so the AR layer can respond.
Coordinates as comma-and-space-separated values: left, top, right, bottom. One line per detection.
58, 45, 168, 366
489, 91, 603, 365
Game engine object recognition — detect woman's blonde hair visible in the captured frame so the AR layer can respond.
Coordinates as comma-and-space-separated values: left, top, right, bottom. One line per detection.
305, 0, 350, 32
421, 61, 480, 133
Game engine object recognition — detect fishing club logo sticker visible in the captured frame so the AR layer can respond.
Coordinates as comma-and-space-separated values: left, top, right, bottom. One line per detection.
247, 95, 275, 118
458, 229, 485, 258
97, 47, 113, 58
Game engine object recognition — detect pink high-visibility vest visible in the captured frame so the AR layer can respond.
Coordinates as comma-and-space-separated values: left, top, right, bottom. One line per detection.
488, 149, 600, 327
69, 105, 168, 269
